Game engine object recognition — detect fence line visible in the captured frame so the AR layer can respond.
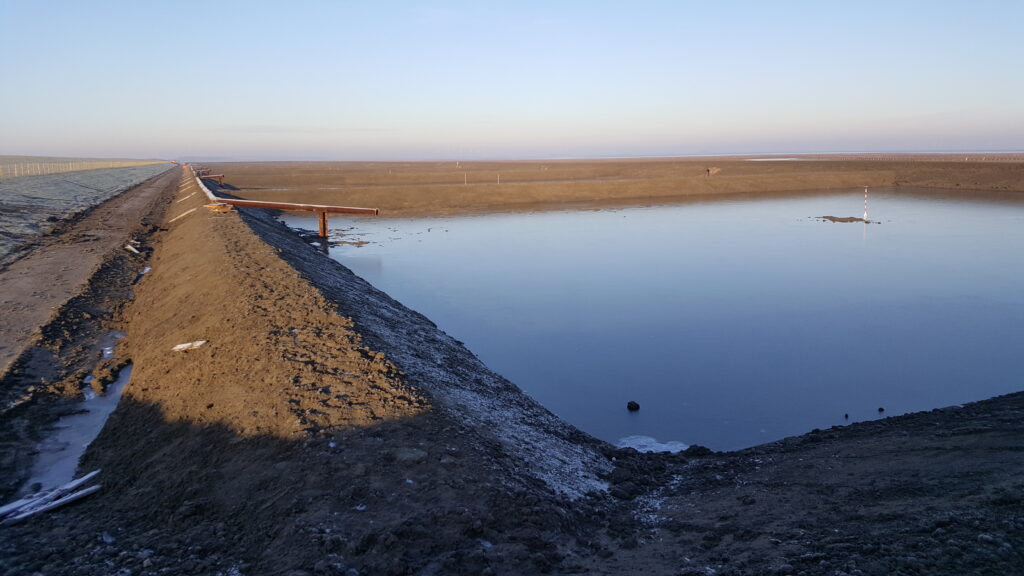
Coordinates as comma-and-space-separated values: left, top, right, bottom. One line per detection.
0, 159, 168, 180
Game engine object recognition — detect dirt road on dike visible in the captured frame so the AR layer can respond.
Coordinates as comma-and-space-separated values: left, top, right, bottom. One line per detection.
0, 168, 177, 377
1, 166, 1022, 575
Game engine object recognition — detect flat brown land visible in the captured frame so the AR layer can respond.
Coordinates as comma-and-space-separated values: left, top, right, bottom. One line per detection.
1, 158, 1022, 575
207, 155, 1024, 216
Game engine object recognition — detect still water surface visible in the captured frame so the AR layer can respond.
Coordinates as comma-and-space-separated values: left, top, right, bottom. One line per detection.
283, 188, 1024, 451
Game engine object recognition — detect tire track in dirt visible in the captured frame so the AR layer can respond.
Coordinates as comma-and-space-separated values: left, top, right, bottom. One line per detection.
0, 168, 177, 378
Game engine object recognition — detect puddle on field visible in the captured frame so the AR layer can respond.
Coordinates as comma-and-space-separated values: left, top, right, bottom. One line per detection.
19, 333, 131, 495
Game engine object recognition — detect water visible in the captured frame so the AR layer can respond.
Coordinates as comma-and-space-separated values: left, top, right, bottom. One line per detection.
20, 331, 129, 494
282, 187, 1024, 451
22, 365, 132, 494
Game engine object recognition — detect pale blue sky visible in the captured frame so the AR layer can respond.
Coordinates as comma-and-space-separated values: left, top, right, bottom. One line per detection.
1, 1, 1021, 160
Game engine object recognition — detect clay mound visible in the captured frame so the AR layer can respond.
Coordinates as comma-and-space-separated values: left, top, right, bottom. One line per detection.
117, 174, 429, 439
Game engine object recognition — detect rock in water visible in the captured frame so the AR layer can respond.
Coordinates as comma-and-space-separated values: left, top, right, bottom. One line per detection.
626, 401, 640, 412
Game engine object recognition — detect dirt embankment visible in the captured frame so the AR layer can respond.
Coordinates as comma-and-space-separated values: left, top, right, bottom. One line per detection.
0, 170, 614, 575
208, 157, 1024, 217
1, 164, 1022, 575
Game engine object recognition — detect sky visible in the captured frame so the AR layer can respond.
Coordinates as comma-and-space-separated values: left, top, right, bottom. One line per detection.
1, 0, 1022, 161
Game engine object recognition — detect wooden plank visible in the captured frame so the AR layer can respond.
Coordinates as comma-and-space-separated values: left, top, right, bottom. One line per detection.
0, 469, 101, 519
2, 485, 102, 525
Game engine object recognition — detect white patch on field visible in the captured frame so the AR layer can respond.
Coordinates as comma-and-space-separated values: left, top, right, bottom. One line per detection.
617, 435, 688, 453
171, 340, 207, 352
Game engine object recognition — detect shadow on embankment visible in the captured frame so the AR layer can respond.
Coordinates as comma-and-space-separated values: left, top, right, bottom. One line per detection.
1, 395, 618, 576
6, 389, 1024, 576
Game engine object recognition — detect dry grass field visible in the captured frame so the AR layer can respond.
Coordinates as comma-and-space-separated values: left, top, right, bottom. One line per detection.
205, 155, 1024, 216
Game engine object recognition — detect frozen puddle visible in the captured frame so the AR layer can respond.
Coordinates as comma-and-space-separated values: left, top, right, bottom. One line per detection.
20, 364, 132, 495
617, 435, 689, 453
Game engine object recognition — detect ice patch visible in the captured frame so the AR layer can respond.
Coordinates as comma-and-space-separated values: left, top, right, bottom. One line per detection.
616, 435, 689, 453
21, 365, 133, 494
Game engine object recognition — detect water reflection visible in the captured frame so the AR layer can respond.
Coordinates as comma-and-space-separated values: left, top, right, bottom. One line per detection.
282, 187, 1024, 451
23, 364, 132, 494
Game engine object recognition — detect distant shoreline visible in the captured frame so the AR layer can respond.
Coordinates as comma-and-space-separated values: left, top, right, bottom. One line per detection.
203, 156, 1024, 218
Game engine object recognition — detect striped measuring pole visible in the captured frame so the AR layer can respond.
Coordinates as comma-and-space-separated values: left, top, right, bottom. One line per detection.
863, 186, 869, 221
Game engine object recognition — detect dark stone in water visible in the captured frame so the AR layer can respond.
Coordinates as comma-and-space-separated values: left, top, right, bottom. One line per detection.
626, 401, 640, 411
818, 215, 871, 224
878, 407, 885, 413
